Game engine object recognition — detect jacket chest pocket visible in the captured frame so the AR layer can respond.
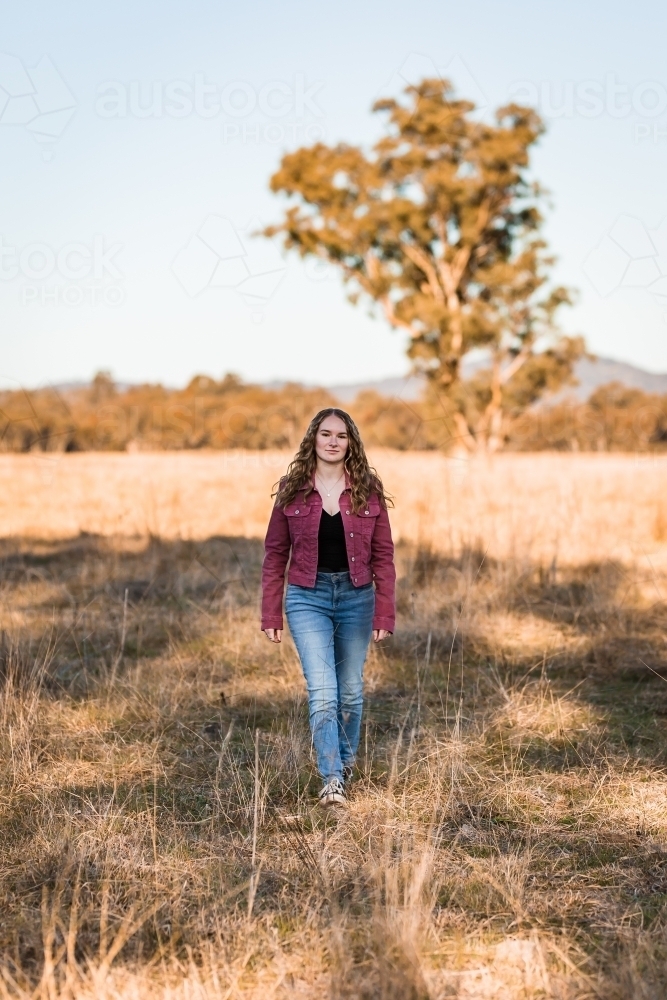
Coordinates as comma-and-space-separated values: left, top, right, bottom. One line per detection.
359, 501, 381, 533
284, 503, 311, 532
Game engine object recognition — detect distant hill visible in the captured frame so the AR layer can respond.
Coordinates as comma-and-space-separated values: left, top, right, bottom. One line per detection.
324, 374, 425, 403
556, 356, 667, 401
323, 356, 667, 404
44, 356, 667, 405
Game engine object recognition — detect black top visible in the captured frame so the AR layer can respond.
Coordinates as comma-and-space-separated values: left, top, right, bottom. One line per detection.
317, 511, 349, 572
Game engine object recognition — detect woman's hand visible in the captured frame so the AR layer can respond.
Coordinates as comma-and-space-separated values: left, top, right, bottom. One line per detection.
267, 628, 389, 643
373, 629, 391, 642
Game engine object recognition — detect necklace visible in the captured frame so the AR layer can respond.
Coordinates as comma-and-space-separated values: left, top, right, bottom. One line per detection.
316, 471, 344, 497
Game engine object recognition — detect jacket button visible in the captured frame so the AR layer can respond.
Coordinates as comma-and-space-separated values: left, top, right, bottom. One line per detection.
350, 532, 354, 537
365, 510, 369, 515
346, 510, 350, 515
351, 556, 355, 562
295, 509, 299, 514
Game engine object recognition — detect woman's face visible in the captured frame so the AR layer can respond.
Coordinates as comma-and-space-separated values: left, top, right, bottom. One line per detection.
315, 414, 349, 466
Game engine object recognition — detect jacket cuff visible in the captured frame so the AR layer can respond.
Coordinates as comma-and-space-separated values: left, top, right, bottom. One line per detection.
261, 617, 284, 631
372, 616, 394, 632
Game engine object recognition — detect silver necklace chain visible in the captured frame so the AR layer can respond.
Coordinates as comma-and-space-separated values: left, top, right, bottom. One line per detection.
316, 471, 344, 497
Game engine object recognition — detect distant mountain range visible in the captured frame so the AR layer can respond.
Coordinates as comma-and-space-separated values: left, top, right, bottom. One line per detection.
43, 356, 667, 404
324, 356, 667, 404
550, 356, 667, 401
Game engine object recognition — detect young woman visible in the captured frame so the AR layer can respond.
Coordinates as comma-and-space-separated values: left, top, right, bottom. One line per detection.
261, 408, 396, 807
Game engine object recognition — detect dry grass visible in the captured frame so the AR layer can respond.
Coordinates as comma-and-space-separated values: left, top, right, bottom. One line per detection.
1, 452, 667, 998
4, 451, 667, 571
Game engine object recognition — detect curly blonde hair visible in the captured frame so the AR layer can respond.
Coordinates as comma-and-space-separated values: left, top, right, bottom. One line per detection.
274, 408, 392, 513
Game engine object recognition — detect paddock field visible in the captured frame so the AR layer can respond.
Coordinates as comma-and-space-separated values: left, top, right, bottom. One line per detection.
1, 451, 667, 999
3, 450, 667, 568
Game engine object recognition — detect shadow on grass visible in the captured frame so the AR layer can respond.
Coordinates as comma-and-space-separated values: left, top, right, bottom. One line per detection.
395, 541, 667, 758
2, 534, 667, 991
3, 533, 667, 763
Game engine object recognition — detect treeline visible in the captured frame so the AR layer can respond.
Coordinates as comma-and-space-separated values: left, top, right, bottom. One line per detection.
507, 383, 667, 452
1, 373, 667, 453
0, 373, 335, 452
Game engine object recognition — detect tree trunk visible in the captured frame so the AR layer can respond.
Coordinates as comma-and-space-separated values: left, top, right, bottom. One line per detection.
475, 356, 504, 453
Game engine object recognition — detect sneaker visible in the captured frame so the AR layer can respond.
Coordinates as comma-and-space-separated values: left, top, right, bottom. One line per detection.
318, 777, 347, 808
342, 764, 355, 784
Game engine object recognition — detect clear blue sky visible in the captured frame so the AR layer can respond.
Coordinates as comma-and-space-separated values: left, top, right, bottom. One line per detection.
2, 0, 667, 388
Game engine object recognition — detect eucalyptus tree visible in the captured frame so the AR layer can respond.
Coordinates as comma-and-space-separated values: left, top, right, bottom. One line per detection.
266, 79, 582, 451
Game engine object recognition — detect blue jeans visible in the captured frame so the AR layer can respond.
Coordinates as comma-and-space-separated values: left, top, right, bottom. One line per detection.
285, 572, 374, 781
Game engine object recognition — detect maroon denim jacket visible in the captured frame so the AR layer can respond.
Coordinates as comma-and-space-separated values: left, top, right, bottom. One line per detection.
261, 480, 396, 632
